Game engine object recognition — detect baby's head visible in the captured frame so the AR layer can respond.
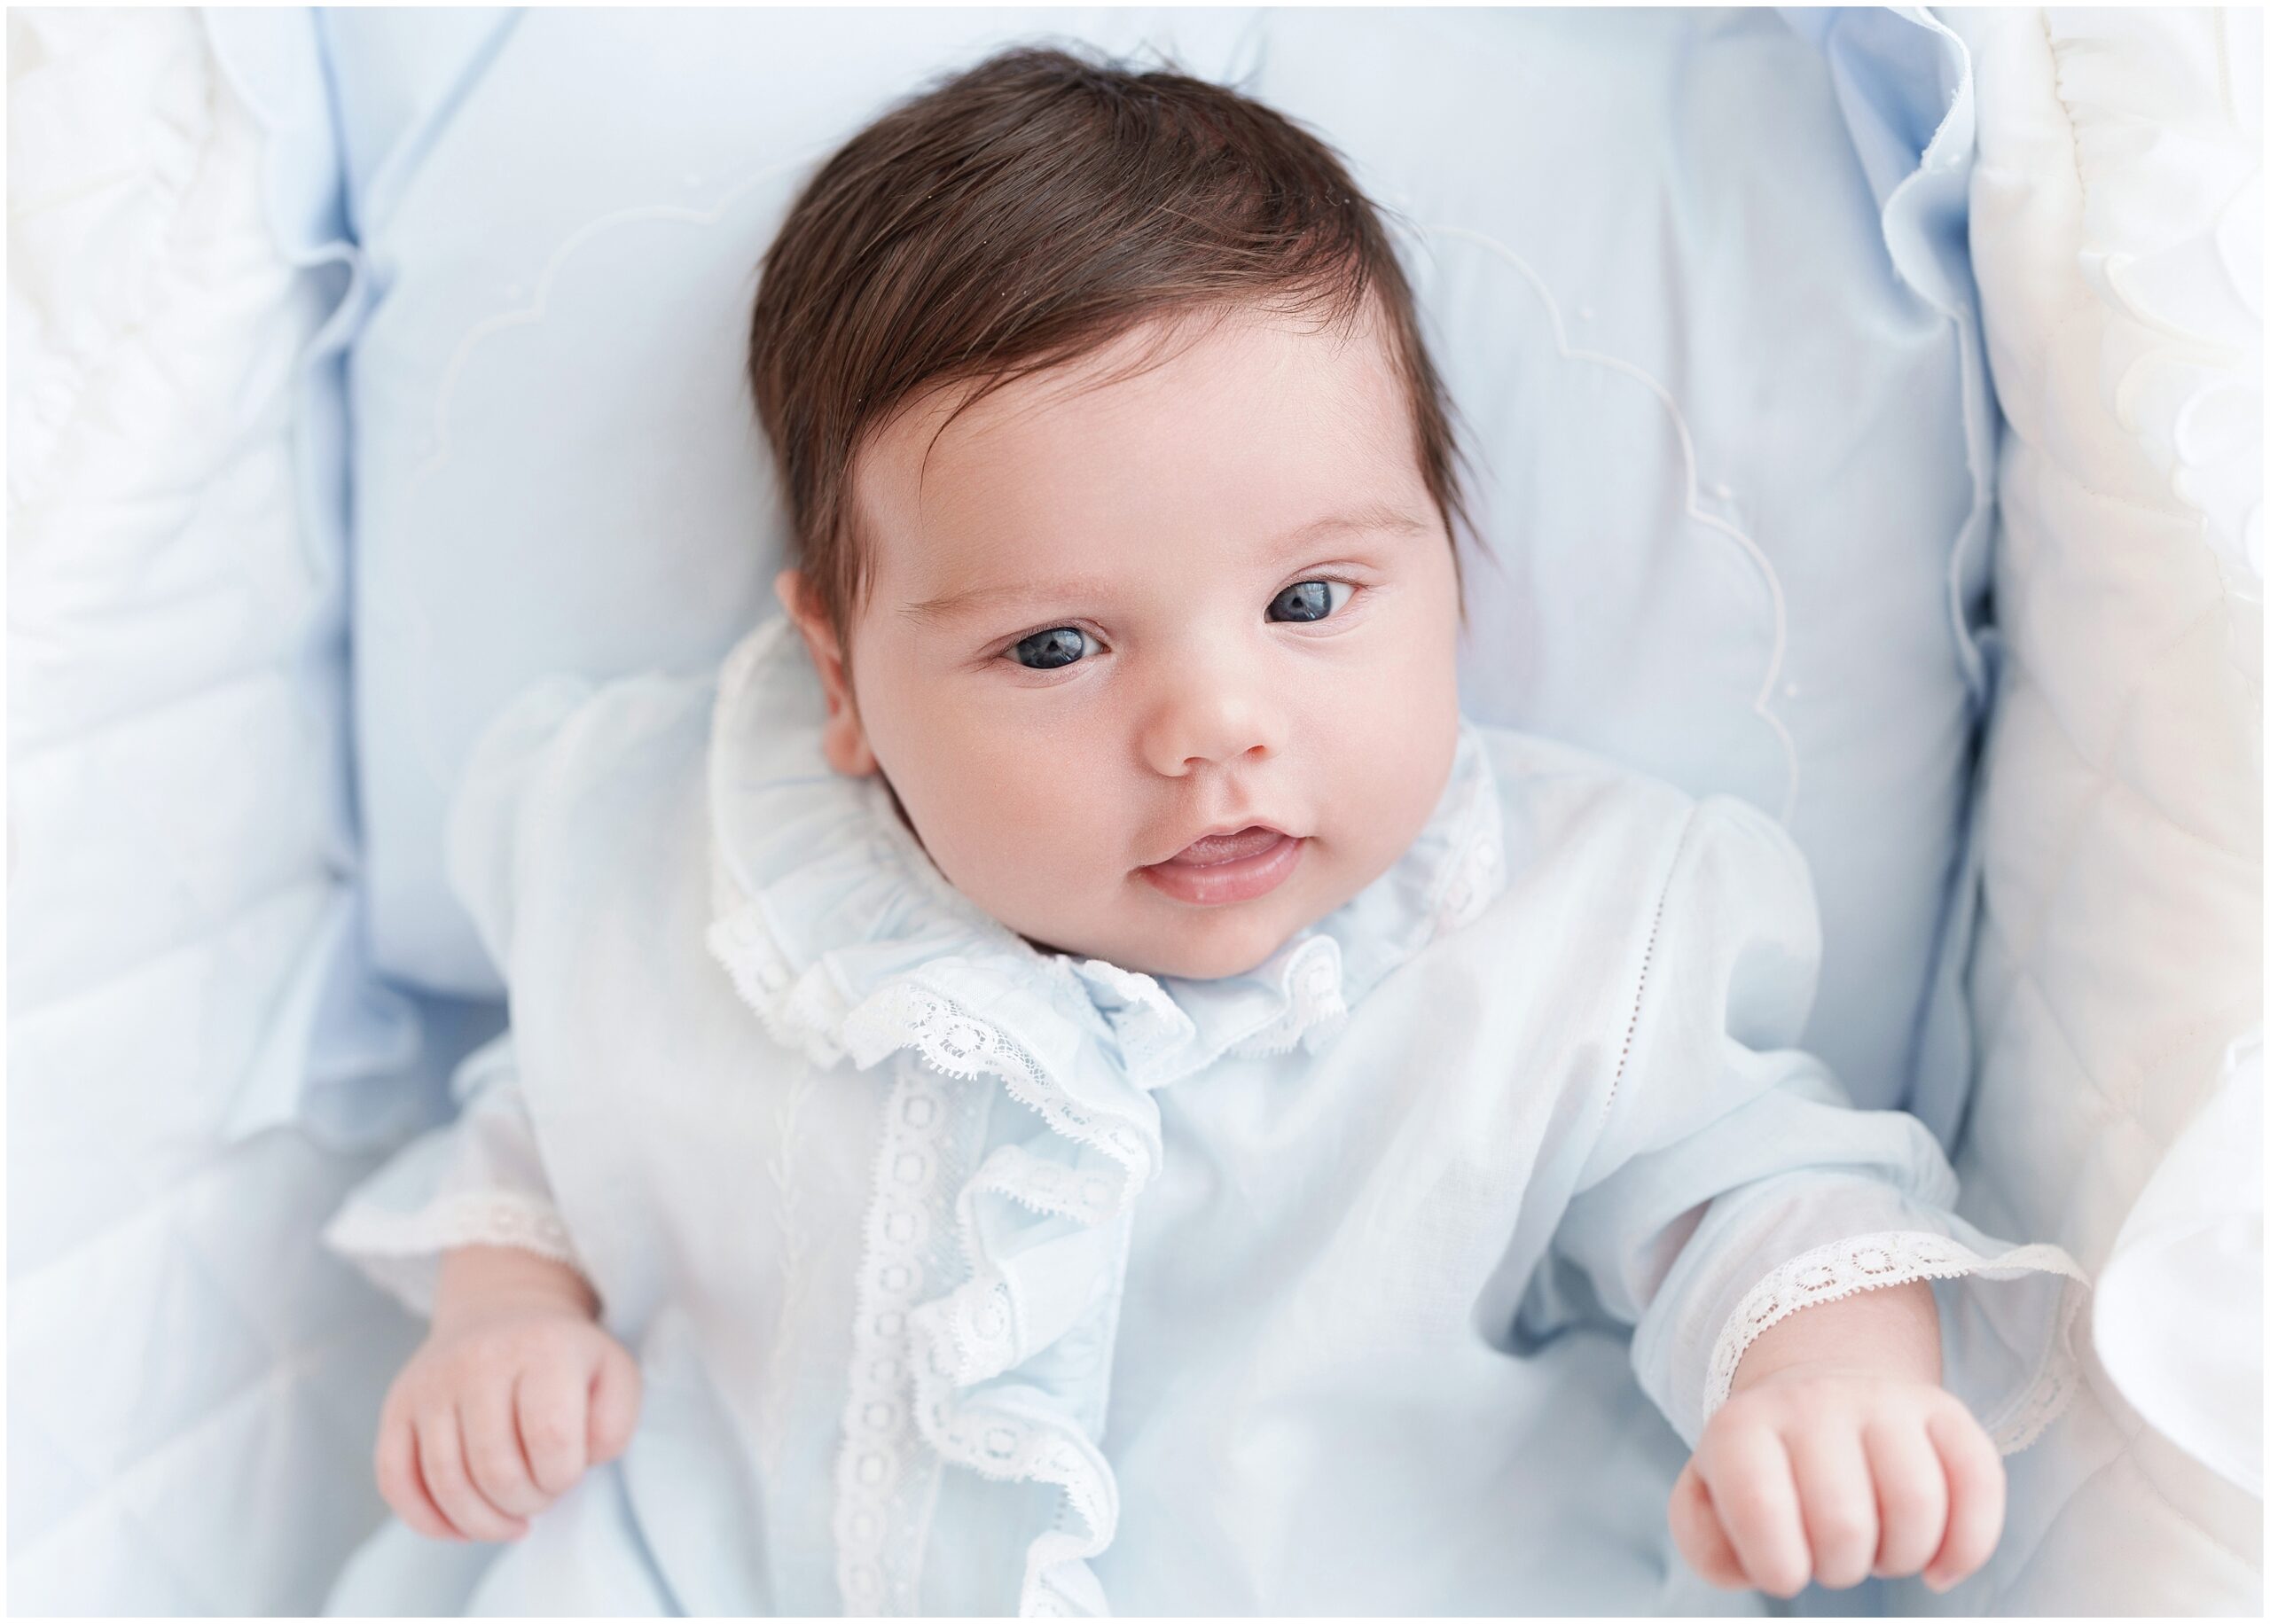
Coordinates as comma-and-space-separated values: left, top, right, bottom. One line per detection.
748, 44, 1479, 980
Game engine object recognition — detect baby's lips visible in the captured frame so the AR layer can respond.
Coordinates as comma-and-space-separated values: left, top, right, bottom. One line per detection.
1155, 824, 1288, 866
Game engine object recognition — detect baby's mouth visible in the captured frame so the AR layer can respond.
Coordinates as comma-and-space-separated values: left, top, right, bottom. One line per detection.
1139, 825, 1306, 906
1160, 825, 1289, 866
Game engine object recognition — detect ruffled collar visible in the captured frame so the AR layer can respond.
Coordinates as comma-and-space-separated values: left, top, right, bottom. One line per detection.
702, 614, 1506, 1102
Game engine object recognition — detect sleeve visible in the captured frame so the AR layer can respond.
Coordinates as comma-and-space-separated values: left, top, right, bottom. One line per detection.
1547, 794, 2093, 1456
320, 1029, 584, 1317
320, 673, 602, 1317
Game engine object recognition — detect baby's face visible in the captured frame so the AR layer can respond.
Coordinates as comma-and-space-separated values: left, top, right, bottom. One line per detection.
783, 302, 1462, 980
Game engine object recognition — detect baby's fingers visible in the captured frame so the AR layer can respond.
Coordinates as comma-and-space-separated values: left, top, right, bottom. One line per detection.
463, 1370, 549, 1519
1668, 1459, 1746, 1589
517, 1356, 591, 1497
1696, 1427, 1810, 1599
1922, 1407, 2005, 1592
1864, 1417, 1949, 1579
417, 1407, 529, 1543
375, 1409, 458, 1542
1785, 1422, 1876, 1590
589, 1339, 643, 1466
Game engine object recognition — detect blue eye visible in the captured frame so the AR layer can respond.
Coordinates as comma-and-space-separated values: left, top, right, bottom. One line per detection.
1268, 579, 1352, 622
1009, 626, 1097, 669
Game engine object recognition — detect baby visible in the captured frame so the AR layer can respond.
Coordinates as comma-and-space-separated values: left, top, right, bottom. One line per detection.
323, 43, 2088, 1617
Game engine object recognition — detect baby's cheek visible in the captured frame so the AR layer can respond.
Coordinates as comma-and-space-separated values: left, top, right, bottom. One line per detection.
931, 763, 1117, 928
1329, 694, 1461, 876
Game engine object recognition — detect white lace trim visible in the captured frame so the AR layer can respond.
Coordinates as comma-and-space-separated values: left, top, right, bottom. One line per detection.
707, 891, 1143, 1615
908, 1323, 1119, 1619
1700, 1229, 2094, 1453
1433, 824, 1503, 936
818, 994, 1135, 1616
330, 1188, 579, 1266
705, 886, 857, 1072
852, 995, 1130, 1617
841, 979, 1158, 1192
908, 1141, 1120, 1388
325, 1189, 588, 1319
1226, 933, 1350, 1058
831, 1057, 982, 1614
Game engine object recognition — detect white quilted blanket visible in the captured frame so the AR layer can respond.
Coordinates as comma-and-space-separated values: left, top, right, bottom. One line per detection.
1918, 8, 2263, 1614
9, 8, 415, 1612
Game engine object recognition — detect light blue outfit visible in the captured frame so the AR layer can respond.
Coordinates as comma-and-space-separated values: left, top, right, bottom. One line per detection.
324, 617, 2090, 1617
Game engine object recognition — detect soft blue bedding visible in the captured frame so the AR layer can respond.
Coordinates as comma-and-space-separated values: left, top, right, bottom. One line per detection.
255, 6, 1997, 1136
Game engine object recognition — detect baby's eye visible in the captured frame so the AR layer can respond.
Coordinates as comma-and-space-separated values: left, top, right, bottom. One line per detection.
1267, 579, 1353, 623
1008, 626, 1099, 669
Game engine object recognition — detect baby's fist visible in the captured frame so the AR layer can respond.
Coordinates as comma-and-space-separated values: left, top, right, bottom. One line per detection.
1669, 1368, 2004, 1598
375, 1292, 641, 1542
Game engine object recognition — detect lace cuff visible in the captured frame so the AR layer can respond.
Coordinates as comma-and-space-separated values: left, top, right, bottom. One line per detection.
1699, 1229, 2094, 1453
325, 1189, 583, 1317
322, 1032, 588, 1317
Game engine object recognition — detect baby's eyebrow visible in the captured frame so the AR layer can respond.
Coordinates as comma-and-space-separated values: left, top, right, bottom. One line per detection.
899, 503, 1431, 626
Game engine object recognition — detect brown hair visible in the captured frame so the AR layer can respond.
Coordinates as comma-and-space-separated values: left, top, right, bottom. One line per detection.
746, 42, 1482, 657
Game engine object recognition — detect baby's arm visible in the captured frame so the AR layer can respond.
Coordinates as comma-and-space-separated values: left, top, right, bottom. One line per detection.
1667, 1279, 2004, 1598
1530, 800, 2089, 1602
373, 1244, 642, 1542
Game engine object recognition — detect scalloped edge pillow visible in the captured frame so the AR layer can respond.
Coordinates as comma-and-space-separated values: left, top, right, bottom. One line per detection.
223, 5, 1995, 1124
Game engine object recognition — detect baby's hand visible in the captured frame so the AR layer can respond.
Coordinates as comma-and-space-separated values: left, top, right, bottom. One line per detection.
374, 1247, 641, 1542
1668, 1366, 2004, 1598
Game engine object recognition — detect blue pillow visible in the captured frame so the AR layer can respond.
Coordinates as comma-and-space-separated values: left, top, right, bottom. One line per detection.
234, 5, 1993, 1120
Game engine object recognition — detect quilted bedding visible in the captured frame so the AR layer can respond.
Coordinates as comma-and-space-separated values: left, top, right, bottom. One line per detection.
1922, 9, 2263, 1612
7, 5, 2259, 1615
11, 8, 438, 1611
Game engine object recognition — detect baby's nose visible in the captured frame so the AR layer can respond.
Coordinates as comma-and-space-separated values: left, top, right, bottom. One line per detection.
1138, 676, 1285, 777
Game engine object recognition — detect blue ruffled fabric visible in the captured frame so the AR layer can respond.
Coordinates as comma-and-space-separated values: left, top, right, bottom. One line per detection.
698, 616, 1507, 1615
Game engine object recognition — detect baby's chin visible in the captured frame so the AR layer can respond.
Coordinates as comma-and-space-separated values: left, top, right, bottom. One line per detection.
1015, 893, 1316, 983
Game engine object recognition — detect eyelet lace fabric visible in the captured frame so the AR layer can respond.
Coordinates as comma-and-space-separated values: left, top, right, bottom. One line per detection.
346, 1189, 578, 1262
322, 1190, 587, 1316
699, 616, 1515, 1617
1699, 1229, 2094, 1452
1225, 934, 1350, 1058
1433, 825, 1503, 937
831, 1057, 989, 1613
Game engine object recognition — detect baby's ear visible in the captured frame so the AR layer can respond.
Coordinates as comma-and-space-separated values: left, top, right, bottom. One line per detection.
773, 569, 880, 777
